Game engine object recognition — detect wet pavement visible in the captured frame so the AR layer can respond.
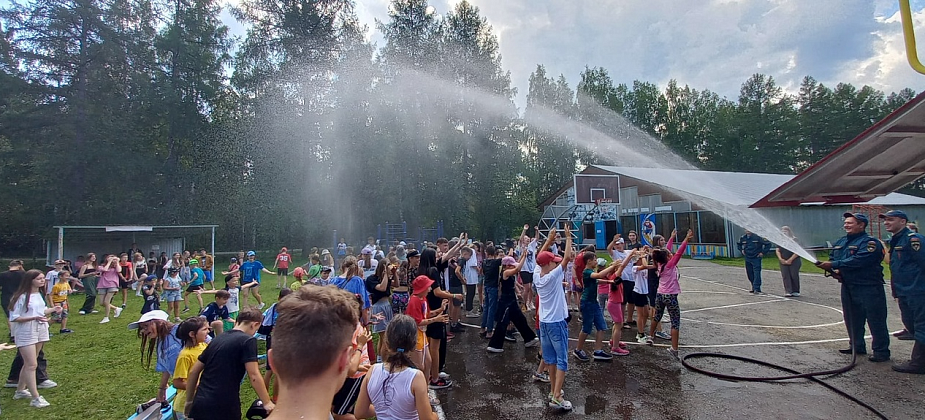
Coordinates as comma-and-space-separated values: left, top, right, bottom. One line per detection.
433, 260, 925, 419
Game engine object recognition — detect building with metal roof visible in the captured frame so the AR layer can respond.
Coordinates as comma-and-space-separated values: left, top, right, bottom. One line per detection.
539, 165, 925, 258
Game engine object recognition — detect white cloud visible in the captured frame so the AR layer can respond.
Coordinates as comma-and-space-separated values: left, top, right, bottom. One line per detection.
218, 0, 925, 106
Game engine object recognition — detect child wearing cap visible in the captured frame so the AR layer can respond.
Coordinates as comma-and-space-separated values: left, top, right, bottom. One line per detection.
140, 275, 160, 314
404, 275, 448, 382
163, 268, 184, 321
534, 225, 574, 411
50, 268, 73, 334
182, 259, 205, 314
228, 251, 274, 310
289, 266, 307, 290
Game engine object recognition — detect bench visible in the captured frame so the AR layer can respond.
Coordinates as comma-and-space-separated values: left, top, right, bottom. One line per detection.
127, 386, 177, 420
692, 251, 715, 260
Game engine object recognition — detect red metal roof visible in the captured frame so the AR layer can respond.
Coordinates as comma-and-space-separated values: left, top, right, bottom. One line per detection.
752, 90, 925, 208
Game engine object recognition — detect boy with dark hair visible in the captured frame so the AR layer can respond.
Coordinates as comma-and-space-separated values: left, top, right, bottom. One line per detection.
184, 308, 273, 420
140, 275, 160, 314
265, 285, 360, 420
49, 268, 73, 334
199, 290, 231, 335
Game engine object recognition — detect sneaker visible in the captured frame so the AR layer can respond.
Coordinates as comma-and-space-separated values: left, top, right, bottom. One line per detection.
114, 307, 123, 318
572, 349, 590, 361
59, 329, 73, 334
636, 334, 650, 344
182, 307, 190, 313
791, 292, 800, 297
753, 291, 765, 295
465, 311, 480, 318
533, 372, 550, 382
592, 350, 613, 360
438, 372, 449, 379
784, 293, 793, 297
611, 347, 630, 356
487, 346, 504, 353
13, 390, 31, 399
549, 396, 573, 411
894, 329, 914, 340
667, 347, 680, 360
504, 333, 516, 342
428, 378, 452, 389
748, 290, 754, 293
78, 310, 86, 315
655, 331, 671, 340
174, 317, 182, 322
30, 396, 50, 408
37, 380, 57, 389
120, 304, 126, 309
258, 302, 266, 309
524, 337, 540, 348
99, 317, 110, 324
3, 381, 15, 388
91, 310, 99, 314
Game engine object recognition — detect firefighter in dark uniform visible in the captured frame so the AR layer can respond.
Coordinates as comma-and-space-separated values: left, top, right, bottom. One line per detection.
880, 210, 925, 374
737, 230, 771, 294
816, 212, 890, 362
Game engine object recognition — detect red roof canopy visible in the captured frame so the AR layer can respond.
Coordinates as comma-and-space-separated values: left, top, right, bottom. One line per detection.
752, 90, 925, 208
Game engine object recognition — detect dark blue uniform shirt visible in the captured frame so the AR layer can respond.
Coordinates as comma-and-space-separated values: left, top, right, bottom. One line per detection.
737, 234, 771, 258
888, 227, 925, 297
830, 232, 884, 286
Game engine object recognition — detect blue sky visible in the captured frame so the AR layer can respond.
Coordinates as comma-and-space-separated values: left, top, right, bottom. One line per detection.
4, 0, 925, 109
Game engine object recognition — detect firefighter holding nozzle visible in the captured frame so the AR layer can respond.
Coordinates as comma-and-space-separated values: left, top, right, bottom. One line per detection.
815, 212, 891, 363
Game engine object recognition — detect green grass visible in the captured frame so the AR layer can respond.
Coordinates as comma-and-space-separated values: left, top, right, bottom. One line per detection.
710, 252, 831, 275
0, 256, 308, 420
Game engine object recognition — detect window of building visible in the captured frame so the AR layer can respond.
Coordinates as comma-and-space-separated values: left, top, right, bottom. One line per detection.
699, 211, 726, 244
676, 212, 698, 241
621, 216, 638, 235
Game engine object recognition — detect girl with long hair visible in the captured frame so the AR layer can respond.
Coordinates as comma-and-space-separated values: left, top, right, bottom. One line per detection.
172, 317, 210, 420
97, 254, 124, 323
355, 314, 438, 420
77, 253, 99, 314
416, 248, 459, 390
648, 229, 693, 359
133, 310, 181, 404
9, 270, 60, 408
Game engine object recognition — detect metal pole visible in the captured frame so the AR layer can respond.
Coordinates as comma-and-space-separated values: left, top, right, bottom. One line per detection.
57, 227, 64, 261
211, 226, 216, 280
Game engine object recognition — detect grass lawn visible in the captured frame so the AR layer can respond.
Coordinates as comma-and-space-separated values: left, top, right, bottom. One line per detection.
710, 252, 831, 275
0, 255, 308, 420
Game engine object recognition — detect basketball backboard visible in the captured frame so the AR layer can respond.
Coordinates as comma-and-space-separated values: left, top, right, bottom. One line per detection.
574, 174, 620, 205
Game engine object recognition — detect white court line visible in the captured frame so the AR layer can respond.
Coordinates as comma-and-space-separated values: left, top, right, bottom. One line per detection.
681, 318, 844, 329
685, 299, 787, 313
429, 390, 447, 420
681, 274, 844, 315
680, 290, 738, 294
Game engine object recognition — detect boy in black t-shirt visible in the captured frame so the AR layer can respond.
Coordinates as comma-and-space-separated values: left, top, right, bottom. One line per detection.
184, 309, 273, 420
140, 275, 160, 314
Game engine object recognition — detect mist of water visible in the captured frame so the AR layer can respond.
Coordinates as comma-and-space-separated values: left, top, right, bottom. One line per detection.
375, 67, 818, 262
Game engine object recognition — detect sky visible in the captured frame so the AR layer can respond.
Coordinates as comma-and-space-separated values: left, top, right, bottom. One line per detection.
4, 0, 925, 109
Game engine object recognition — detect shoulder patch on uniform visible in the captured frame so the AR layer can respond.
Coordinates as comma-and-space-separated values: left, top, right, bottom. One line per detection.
867, 240, 878, 253
911, 236, 921, 252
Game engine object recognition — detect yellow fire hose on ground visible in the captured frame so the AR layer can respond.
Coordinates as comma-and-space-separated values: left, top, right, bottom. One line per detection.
900, 0, 925, 75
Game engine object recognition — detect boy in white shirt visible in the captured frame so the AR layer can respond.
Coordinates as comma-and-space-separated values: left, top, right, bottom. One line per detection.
533, 225, 573, 411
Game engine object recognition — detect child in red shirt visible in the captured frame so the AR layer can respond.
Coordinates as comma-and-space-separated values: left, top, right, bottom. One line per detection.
405, 275, 447, 382
273, 247, 291, 289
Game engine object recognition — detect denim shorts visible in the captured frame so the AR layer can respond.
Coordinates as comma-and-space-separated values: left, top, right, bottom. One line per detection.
540, 320, 569, 372
163, 290, 182, 302
580, 301, 607, 334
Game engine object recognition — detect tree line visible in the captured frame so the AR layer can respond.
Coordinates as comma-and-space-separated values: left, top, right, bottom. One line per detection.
0, 0, 917, 255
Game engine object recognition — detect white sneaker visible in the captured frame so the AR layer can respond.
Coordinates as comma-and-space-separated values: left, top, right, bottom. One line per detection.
465, 311, 480, 318
13, 390, 31, 399
524, 337, 540, 348
114, 307, 123, 318
438, 371, 449, 379
258, 302, 266, 309
36, 380, 57, 389
99, 317, 110, 324
78, 310, 86, 315
486, 346, 504, 353
30, 396, 50, 408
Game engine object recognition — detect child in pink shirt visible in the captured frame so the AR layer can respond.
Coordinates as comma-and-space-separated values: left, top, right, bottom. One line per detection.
648, 229, 693, 359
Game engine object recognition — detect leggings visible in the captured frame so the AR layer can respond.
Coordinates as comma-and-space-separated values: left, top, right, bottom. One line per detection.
487, 294, 537, 349
465, 284, 477, 311
654, 294, 681, 330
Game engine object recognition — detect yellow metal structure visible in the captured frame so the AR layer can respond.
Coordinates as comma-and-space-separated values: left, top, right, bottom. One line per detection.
900, 0, 925, 75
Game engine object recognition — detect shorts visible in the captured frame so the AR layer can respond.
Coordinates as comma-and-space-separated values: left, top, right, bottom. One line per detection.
416, 329, 427, 351
186, 284, 203, 293
223, 311, 237, 331
50, 306, 69, 321
540, 320, 569, 372
606, 301, 624, 325
647, 278, 659, 306
519, 271, 533, 285
580, 301, 607, 334
654, 294, 681, 330
99, 287, 119, 294
597, 293, 609, 309
622, 280, 635, 303
13, 320, 50, 347
370, 299, 393, 333
425, 322, 446, 340
392, 291, 410, 314
449, 286, 463, 306
630, 291, 649, 307
278, 268, 289, 276
242, 279, 259, 288
203, 271, 213, 282
163, 290, 182, 302
119, 280, 133, 289
332, 375, 364, 415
